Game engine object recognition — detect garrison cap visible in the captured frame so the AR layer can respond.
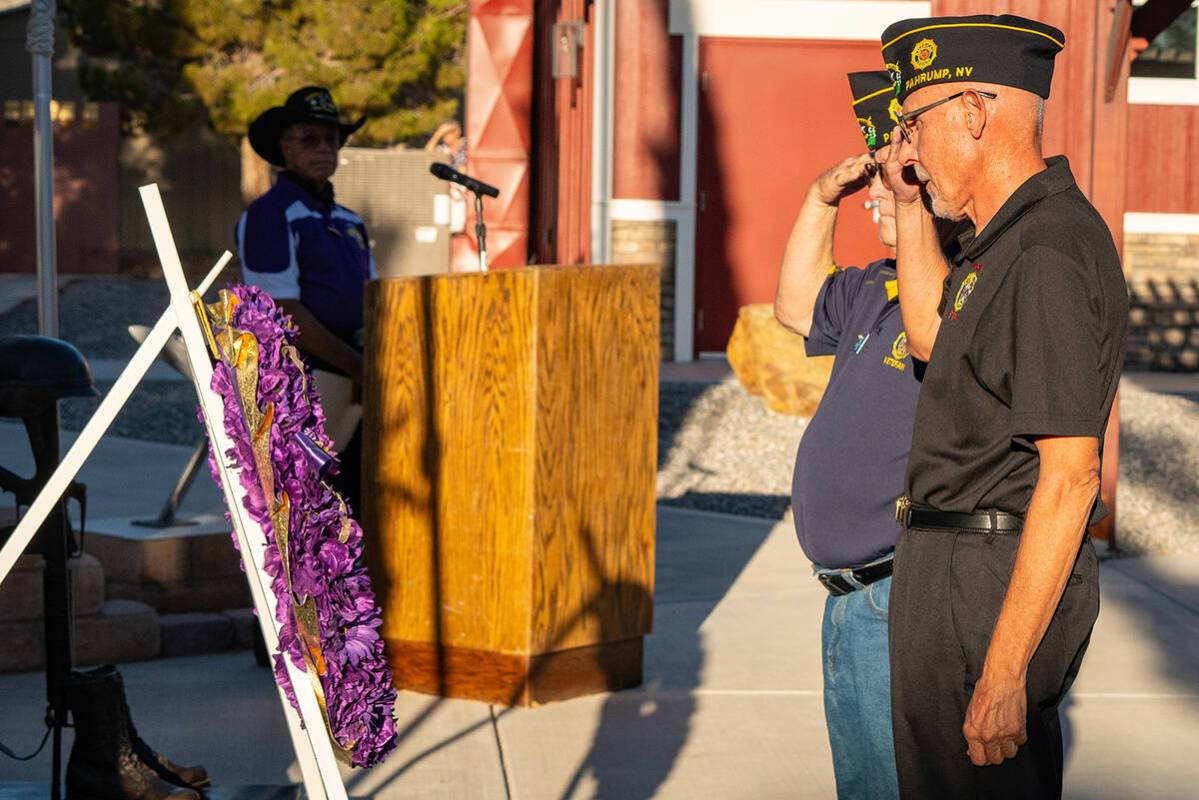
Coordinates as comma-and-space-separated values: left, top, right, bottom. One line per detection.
848, 71, 903, 151
881, 15, 1065, 103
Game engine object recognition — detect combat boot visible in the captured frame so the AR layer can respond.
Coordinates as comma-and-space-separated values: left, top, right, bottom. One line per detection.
65, 666, 201, 800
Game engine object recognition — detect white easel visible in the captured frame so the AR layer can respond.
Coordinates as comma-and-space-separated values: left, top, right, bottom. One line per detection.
0, 185, 348, 800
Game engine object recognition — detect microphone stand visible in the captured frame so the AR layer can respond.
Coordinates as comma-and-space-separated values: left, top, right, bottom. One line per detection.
473, 191, 488, 273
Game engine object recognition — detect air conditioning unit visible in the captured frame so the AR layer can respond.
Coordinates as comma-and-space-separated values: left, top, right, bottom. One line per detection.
334, 147, 451, 277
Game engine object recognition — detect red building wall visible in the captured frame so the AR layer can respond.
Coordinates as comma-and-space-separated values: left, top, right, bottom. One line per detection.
1126, 104, 1199, 213
532, 0, 595, 265
0, 101, 120, 273
466, 0, 534, 269
612, 0, 682, 201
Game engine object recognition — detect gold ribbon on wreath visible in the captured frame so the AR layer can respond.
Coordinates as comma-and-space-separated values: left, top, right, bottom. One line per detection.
196, 290, 356, 761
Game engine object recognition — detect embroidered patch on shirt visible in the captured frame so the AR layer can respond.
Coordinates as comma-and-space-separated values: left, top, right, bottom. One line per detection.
884, 330, 908, 371
946, 265, 981, 321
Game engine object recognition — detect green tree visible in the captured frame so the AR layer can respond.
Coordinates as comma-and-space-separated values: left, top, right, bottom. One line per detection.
61, 0, 466, 199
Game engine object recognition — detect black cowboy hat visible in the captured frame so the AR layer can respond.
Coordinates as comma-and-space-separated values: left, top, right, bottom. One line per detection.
248, 86, 366, 168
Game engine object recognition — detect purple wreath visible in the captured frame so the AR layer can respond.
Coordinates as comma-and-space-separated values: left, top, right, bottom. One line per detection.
203, 285, 396, 768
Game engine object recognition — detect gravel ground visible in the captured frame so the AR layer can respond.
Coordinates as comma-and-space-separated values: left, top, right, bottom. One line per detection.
5, 278, 1196, 554
659, 379, 1199, 556
51, 375, 1197, 555
657, 380, 805, 520
59, 381, 204, 447
0, 278, 220, 359
1114, 383, 1199, 556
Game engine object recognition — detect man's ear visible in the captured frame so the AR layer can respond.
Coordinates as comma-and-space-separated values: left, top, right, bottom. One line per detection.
962, 90, 988, 140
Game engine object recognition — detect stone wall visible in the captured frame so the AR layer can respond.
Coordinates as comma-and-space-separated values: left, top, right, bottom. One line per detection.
611, 219, 677, 361
1125, 233, 1199, 280
1123, 233, 1199, 371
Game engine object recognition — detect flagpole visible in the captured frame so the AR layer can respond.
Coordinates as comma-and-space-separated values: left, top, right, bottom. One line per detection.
27, 0, 58, 337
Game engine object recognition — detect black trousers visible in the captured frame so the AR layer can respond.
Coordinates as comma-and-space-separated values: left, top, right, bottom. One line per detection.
889, 527, 1099, 799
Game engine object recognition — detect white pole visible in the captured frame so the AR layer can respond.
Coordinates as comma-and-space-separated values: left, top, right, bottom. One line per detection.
26, 0, 58, 337
0, 255, 228, 587
139, 185, 346, 800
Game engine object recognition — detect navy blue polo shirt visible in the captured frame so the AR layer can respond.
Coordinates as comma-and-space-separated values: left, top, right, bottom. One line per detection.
236, 172, 376, 344
791, 259, 921, 569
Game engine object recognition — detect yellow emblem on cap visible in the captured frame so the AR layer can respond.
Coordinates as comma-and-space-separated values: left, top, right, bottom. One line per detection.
911, 38, 938, 70
954, 271, 978, 312
857, 116, 878, 148
886, 62, 903, 92
888, 97, 903, 125
885, 279, 899, 301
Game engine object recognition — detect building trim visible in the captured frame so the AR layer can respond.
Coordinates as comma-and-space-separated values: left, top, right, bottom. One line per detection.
609, 199, 695, 220
1127, 77, 1199, 106
668, 1, 932, 39
591, 0, 615, 264
1124, 212, 1199, 234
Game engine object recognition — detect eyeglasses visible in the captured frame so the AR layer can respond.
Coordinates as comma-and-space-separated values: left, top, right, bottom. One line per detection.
284, 131, 340, 151
896, 90, 998, 143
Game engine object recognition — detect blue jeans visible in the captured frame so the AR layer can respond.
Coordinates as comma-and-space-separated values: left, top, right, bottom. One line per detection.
819, 570, 899, 800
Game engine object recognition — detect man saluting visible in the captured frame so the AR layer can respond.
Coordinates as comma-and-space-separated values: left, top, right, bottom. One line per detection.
776, 69, 964, 800
879, 15, 1128, 798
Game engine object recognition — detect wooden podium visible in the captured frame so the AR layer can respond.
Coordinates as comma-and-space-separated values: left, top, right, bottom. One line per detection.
360, 264, 660, 706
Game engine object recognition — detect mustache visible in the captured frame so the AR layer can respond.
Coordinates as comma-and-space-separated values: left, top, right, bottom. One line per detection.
913, 164, 933, 183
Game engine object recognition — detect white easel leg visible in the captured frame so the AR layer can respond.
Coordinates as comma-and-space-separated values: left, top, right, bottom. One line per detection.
140, 185, 347, 800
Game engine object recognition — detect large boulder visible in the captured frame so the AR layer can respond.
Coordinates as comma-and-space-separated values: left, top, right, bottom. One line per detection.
726, 304, 833, 417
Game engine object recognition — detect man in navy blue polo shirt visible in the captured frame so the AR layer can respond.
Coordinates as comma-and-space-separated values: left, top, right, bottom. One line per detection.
774, 71, 961, 800
238, 86, 374, 381
237, 86, 374, 505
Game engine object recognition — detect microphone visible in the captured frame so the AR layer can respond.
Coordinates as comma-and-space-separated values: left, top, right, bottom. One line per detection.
429, 163, 500, 198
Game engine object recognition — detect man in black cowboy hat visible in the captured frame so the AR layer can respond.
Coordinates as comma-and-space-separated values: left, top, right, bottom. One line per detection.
236, 86, 371, 505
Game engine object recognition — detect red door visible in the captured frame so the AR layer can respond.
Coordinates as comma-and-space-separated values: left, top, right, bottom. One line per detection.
694, 38, 890, 353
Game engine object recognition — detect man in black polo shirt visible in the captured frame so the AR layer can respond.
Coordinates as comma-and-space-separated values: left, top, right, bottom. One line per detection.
775, 70, 954, 800
877, 15, 1129, 798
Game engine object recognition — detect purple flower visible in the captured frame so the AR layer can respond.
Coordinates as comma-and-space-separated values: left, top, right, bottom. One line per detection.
342, 622, 381, 666
202, 285, 397, 767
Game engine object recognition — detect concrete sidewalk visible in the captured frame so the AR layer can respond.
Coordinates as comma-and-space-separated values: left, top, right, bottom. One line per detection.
0, 504, 1197, 798
0, 422, 224, 524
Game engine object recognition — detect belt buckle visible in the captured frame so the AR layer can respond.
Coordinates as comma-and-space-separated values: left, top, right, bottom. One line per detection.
895, 496, 912, 526
817, 573, 852, 596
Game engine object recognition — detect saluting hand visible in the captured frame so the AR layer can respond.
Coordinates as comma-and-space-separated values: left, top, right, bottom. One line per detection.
879, 129, 925, 208
963, 671, 1028, 766
811, 153, 875, 206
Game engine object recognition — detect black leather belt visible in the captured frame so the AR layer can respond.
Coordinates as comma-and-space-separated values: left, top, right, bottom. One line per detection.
817, 557, 893, 597
895, 497, 1023, 533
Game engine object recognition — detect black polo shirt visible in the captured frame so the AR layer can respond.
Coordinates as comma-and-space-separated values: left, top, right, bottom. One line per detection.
793, 259, 923, 568
905, 157, 1128, 523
